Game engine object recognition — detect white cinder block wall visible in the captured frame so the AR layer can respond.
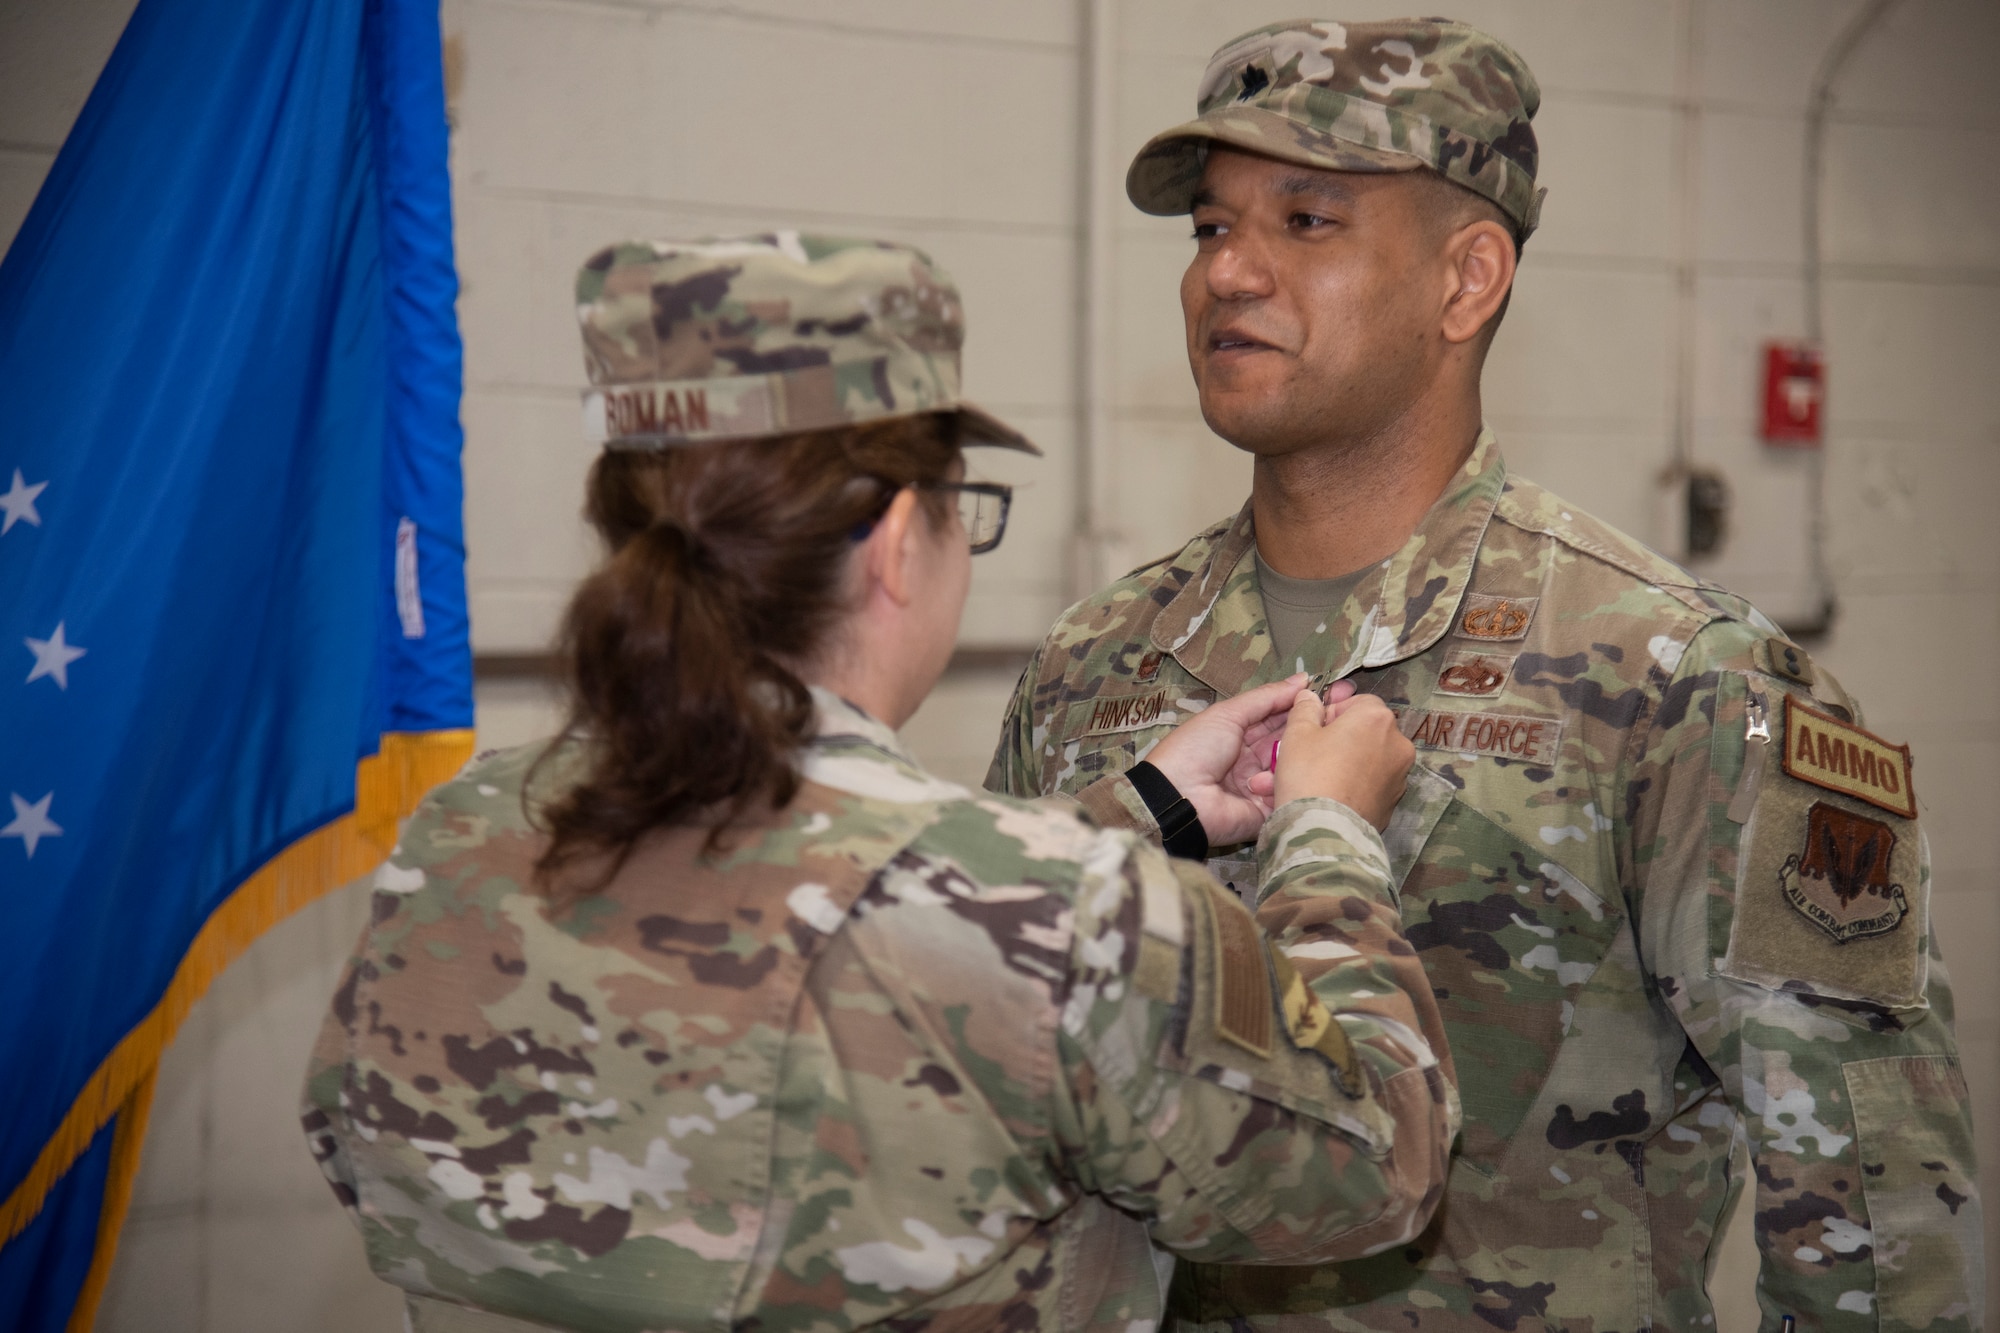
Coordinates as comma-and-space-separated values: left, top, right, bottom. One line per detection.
0, 2, 1991, 1329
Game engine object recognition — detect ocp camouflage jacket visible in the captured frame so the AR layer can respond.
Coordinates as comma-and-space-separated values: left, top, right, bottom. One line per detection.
989, 433, 1984, 1331
303, 690, 1457, 1332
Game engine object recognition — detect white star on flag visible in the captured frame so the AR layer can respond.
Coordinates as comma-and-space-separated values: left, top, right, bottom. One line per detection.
0, 469, 46, 534
25, 622, 86, 689
2, 792, 61, 858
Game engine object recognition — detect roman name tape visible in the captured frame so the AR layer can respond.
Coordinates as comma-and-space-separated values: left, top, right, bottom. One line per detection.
583, 374, 777, 445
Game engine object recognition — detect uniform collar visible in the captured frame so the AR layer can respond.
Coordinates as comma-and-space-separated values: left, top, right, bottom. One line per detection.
808, 686, 915, 761
802, 685, 970, 804
1151, 427, 1506, 695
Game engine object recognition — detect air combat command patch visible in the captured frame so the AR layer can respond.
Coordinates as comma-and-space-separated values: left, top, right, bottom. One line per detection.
1781, 801, 1910, 943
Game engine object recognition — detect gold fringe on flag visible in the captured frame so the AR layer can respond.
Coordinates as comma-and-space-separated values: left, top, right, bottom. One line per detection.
0, 728, 475, 1332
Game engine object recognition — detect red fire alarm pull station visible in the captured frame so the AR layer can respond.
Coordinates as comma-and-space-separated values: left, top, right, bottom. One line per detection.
1763, 340, 1824, 446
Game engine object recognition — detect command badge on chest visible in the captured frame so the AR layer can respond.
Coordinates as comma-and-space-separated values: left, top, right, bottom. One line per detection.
1781, 802, 1910, 943
1456, 593, 1537, 642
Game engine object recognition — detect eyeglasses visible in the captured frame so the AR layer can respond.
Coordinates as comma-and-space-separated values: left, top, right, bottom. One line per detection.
851, 480, 1014, 554
925, 481, 1013, 554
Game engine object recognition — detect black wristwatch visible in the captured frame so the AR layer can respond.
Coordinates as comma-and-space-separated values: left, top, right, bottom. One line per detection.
1125, 761, 1209, 861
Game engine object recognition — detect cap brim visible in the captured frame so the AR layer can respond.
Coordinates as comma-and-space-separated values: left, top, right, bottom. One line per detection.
1126, 106, 1427, 216
954, 402, 1041, 455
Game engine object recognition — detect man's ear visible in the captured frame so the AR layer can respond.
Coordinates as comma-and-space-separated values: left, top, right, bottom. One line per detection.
862, 487, 921, 608
1441, 219, 1516, 346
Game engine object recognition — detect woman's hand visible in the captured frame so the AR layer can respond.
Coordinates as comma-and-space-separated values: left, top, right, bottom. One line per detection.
1268, 689, 1414, 830
1144, 675, 1357, 846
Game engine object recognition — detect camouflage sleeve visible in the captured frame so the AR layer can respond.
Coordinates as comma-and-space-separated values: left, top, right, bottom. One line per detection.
1632, 626, 1983, 1329
983, 641, 1165, 839
1071, 770, 1163, 839
1050, 798, 1456, 1266
983, 652, 1046, 798
300, 956, 365, 1221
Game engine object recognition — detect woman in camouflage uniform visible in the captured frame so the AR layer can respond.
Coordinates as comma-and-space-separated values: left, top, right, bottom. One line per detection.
302, 235, 1459, 1332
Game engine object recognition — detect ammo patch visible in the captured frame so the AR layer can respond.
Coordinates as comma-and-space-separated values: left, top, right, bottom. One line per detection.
1200, 881, 1273, 1058
1781, 801, 1910, 943
1455, 593, 1536, 641
1435, 648, 1512, 697
1783, 695, 1915, 819
1402, 708, 1561, 766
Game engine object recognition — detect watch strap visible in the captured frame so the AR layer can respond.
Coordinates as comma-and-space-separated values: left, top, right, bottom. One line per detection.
1126, 761, 1210, 861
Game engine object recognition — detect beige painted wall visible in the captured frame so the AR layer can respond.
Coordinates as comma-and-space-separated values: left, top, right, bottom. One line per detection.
2, 1, 1991, 1328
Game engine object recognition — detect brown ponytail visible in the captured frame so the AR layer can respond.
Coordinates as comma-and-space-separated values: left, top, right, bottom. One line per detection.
530, 413, 961, 896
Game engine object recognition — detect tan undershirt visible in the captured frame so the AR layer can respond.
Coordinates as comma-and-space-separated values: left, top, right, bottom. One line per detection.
1256, 552, 1368, 667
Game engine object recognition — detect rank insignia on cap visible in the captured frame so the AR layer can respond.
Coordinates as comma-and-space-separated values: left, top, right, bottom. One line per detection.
1781, 801, 1910, 943
1783, 695, 1915, 819
1457, 594, 1537, 641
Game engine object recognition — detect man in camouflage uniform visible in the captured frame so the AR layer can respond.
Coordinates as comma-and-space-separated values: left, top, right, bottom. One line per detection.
988, 21, 1984, 1331
303, 234, 1460, 1331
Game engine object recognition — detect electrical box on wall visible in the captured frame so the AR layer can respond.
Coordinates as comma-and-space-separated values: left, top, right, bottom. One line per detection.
1762, 340, 1823, 446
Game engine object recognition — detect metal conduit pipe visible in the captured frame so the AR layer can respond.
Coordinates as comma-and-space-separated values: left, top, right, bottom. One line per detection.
1786, 0, 1901, 640
1071, 0, 1120, 602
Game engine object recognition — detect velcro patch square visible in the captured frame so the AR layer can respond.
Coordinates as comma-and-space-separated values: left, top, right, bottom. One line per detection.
1201, 881, 1273, 1058
1720, 682, 1926, 1010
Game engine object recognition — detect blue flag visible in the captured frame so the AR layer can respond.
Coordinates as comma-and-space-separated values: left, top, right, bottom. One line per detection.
0, 0, 473, 1324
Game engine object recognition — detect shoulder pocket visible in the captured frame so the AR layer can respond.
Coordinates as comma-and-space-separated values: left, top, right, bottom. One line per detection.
1842, 1055, 1983, 1326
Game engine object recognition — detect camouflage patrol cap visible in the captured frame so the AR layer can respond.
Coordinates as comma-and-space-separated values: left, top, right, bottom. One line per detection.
1127, 18, 1545, 241
576, 233, 1038, 453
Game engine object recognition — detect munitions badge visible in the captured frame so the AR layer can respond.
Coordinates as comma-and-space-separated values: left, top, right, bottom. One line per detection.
1436, 648, 1512, 697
